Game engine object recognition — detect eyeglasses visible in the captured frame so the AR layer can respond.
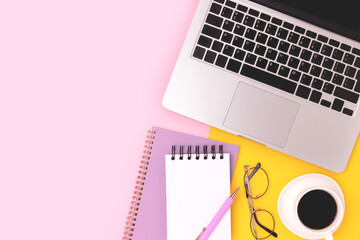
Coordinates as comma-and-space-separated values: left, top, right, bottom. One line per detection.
244, 163, 278, 239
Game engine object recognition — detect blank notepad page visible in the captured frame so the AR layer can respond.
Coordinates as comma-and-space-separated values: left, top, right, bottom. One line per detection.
165, 153, 231, 240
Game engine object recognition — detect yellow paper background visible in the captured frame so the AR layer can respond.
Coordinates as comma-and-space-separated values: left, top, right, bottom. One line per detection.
209, 127, 360, 240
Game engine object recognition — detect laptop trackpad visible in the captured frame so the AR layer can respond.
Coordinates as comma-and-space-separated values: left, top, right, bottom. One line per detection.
224, 82, 300, 148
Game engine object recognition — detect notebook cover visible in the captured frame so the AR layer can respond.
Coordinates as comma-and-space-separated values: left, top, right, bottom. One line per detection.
124, 126, 239, 240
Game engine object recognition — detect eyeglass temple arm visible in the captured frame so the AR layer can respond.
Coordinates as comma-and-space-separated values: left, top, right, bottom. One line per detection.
245, 163, 261, 198
253, 211, 278, 238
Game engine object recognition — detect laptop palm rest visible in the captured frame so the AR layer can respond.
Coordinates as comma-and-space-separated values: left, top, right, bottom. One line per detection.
224, 82, 300, 148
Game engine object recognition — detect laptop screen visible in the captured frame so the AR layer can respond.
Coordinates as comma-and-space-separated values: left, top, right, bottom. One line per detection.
250, 0, 360, 42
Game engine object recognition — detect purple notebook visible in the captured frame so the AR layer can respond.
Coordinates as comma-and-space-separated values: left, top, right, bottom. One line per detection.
122, 126, 239, 240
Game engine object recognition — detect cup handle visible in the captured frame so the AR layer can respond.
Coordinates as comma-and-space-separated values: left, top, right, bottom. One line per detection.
325, 233, 333, 240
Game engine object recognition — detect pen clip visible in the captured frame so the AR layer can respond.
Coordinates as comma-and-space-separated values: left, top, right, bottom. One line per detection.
195, 227, 206, 240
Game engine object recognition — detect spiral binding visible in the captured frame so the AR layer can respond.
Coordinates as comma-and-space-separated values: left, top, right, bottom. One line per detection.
170, 144, 224, 160
122, 130, 156, 240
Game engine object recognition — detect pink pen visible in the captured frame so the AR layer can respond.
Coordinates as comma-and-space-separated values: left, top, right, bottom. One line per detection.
196, 187, 240, 240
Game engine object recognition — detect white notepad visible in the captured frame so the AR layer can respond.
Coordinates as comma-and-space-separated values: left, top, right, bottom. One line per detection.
165, 149, 231, 240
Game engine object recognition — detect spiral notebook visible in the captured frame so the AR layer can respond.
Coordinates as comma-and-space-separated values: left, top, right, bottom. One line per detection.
122, 126, 239, 240
165, 146, 231, 240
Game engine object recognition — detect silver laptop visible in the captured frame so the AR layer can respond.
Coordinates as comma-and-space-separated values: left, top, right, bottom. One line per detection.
163, 0, 360, 172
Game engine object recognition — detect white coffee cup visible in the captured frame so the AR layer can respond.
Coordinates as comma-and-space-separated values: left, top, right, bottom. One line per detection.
278, 174, 345, 240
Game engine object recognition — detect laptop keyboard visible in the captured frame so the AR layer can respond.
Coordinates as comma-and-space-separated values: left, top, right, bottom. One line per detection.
192, 0, 360, 117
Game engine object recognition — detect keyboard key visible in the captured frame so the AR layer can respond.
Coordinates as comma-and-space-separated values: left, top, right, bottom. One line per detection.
332, 49, 344, 60
343, 53, 355, 65
344, 78, 355, 89
206, 14, 224, 28
204, 50, 217, 63
322, 58, 334, 69
329, 39, 340, 47
289, 45, 301, 57
312, 78, 323, 90
278, 41, 290, 52
214, 0, 225, 3
283, 22, 294, 30
352, 48, 360, 56
354, 57, 360, 68
221, 32, 233, 43
241, 64, 297, 93
301, 74, 312, 86
256, 57, 268, 69
343, 108, 353, 116
244, 40, 255, 51
193, 46, 206, 59
321, 45, 333, 56
355, 80, 360, 93
234, 49, 246, 60
279, 65, 290, 77
212, 40, 224, 52
334, 62, 345, 74
221, 7, 233, 19
223, 20, 235, 31
296, 85, 311, 99
225, 0, 236, 8
310, 65, 321, 77
245, 28, 257, 40
243, 15, 255, 27
334, 86, 359, 103
288, 57, 300, 69
299, 36, 311, 48
300, 49, 312, 61
245, 53, 257, 64
266, 49, 277, 60
232, 11, 244, 23
260, 13, 271, 21
317, 35, 328, 43
232, 36, 244, 48
255, 44, 266, 56
215, 54, 228, 67
267, 37, 279, 48
345, 66, 356, 78
223, 45, 235, 56
234, 24, 246, 36
340, 43, 351, 52
306, 30, 317, 38
202, 24, 222, 39
256, 32, 268, 44
254, 19, 266, 31
237, 4, 248, 12
356, 71, 360, 81
226, 59, 242, 73
198, 35, 213, 48
332, 74, 344, 85
267, 61, 279, 73
310, 90, 322, 103
277, 28, 289, 40
321, 70, 333, 81
299, 61, 311, 73
311, 53, 323, 65
321, 99, 331, 108
210, 3, 222, 14
310, 40, 322, 52
277, 53, 288, 64
295, 26, 305, 34
265, 24, 277, 35
290, 70, 301, 81
288, 32, 300, 44
271, 17, 282, 25
248, 9, 259, 17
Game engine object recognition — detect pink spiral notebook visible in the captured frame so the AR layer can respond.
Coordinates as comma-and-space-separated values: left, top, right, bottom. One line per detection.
122, 126, 239, 240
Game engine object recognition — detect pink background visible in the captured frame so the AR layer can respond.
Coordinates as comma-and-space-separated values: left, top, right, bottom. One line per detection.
0, 0, 208, 239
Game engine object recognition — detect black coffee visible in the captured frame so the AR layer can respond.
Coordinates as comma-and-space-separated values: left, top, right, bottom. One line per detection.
297, 190, 337, 230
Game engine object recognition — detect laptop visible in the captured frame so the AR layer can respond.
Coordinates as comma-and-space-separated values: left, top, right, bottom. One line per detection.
163, 0, 360, 173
